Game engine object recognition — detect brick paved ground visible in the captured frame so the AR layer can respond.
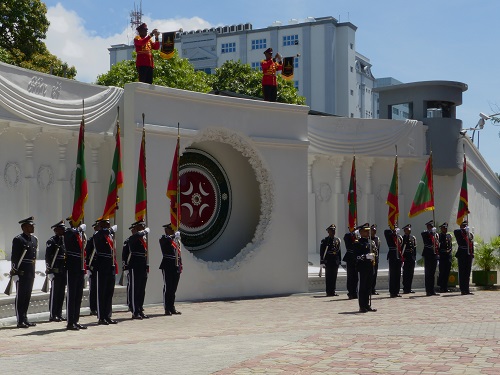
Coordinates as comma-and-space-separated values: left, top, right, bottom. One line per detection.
0, 289, 499, 374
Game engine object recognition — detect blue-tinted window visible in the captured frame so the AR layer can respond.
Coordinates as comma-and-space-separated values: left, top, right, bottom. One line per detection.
251, 39, 267, 50
221, 42, 236, 53
283, 34, 299, 46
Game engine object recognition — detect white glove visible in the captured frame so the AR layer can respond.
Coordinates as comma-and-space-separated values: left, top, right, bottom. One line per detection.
354, 230, 360, 239
123, 270, 129, 276
432, 227, 437, 233
111, 225, 118, 233
12, 275, 19, 283
79, 223, 87, 232
48, 273, 55, 281
144, 227, 150, 234
175, 231, 181, 239
365, 253, 375, 260
87, 270, 92, 277
465, 226, 470, 234
395, 228, 400, 235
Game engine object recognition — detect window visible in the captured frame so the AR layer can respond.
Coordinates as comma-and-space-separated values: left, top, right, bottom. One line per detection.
350, 43, 354, 50
294, 57, 299, 68
294, 81, 299, 90
251, 39, 267, 50
350, 89, 354, 96
251, 62, 262, 71
283, 34, 299, 46
392, 107, 400, 115
350, 66, 353, 73
221, 42, 236, 53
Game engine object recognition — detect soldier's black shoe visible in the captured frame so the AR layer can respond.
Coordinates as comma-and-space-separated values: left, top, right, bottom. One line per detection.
348, 294, 357, 300
67, 323, 80, 330
105, 318, 118, 324
49, 317, 61, 322
164, 310, 172, 316
371, 291, 379, 295
170, 310, 182, 315
76, 323, 87, 330
98, 319, 109, 325
390, 294, 402, 298
89, 310, 98, 316
366, 306, 377, 312
140, 312, 150, 319
17, 322, 29, 328
59, 316, 67, 321
358, 308, 367, 313
132, 314, 143, 320
24, 321, 36, 327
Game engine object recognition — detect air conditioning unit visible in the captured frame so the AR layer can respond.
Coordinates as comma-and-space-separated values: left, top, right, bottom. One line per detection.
244, 23, 252, 30
230, 25, 236, 32
237, 24, 244, 31
216, 27, 223, 33
223, 26, 229, 33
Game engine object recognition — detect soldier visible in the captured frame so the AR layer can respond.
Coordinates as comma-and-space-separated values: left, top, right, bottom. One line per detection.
370, 224, 381, 295
343, 229, 358, 299
134, 23, 160, 84
11, 216, 38, 328
64, 218, 87, 330
421, 220, 439, 296
85, 221, 100, 316
454, 220, 474, 295
401, 224, 417, 294
122, 225, 134, 313
45, 220, 67, 322
159, 223, 182, 316
261, 47, 283, 102
319, 224, 342, 297
124, 220, 150, 319
438, 222, 453, 293
384, 226, 403, 298
93, 218, 119, 325
353, 223, 377, 313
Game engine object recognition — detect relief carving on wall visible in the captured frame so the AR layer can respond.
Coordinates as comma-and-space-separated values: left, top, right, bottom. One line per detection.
4, 162, 21, 190
316, 182, 332, 202
37, 165, 54, 191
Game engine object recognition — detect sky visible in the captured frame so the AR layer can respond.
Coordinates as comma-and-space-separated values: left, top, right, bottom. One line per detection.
41, 0, 500, 174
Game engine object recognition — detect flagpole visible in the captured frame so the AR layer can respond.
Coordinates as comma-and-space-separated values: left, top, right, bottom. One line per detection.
395, 145, 398, 228
176, 122, 180, 231
463, 144, 469, 225
114, 106, 120, 227
142, 113, 149, 270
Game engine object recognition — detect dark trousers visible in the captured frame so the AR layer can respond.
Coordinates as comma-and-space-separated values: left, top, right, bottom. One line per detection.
66, 270, 84, 325
388, 258, 402, 296
424, 256, 438, 294
345, 260, 358, 297
402, 259, 415, 293
126, 272, 132, 311
457, 255, 472, 293
137, 66, 154, 84
88, 271, 97, 313
357, 261, 373, 309
130, 268, 148, 315
324, 263, 339, 295
97, 268, 116, 320
372, 261, 379, 293
263, 85, 277, 102
162, 268, 180, 313
49, 272, 66, 319
15, 275, 34, 324
438, 254, 452, 291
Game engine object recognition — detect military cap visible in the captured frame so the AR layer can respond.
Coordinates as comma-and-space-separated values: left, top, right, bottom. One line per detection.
51, 220, 66, 229
19, 216, 35, 225
97, 218, 110, 224
440, 222, 448, 228
357, 223, 370, 231
461, 220, 468, 226
92, 220, 99, 228
264, 47, 273, 54
326, 224, 336, 231
402, 224, 412, 230
425, 220, 434, 227
162, 223, 173, 229
136, 23, 148, 31
370, 224, 377, 230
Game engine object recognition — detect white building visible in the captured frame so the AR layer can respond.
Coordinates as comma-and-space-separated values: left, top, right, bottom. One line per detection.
109, 16, 376, 118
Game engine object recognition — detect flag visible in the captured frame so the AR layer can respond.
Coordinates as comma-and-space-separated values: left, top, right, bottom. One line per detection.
281, 56, 295, 81
166, 138, 180, 230
456, 153, 469, 226
101, 124, 123, 220
386, 155, 399, 229
347, 156, 357, 232
160, 32, 176, 59
408, 154, 435, 218
70, 119, 88, 225
135, 128, 147, 221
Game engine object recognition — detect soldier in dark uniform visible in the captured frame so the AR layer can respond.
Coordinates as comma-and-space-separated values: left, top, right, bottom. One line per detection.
122, 225, 134, 313
11, 216, 38, 328
353, 223, 377, 313
370, 224, 381, 295
159, 223, 182, 316
454, 220, 474, 295
421, 220, 439, 296
45, 220, 67, 322
343, 229, 358, 299
93, 218, 118, 325
319, 224, 341, 297
401, 224, 417, 294
64, 218, 87, 330
85, 220, 100, 316
438, 222, 453, 293
124, 220, 150, 319
384, 226, 403, 298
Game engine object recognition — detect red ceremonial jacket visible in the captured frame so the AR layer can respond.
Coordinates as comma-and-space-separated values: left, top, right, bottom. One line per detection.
261, 58, 283, 86
134, 35, 160, 68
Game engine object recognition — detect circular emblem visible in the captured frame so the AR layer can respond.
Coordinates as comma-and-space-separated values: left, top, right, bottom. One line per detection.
179, 149, 231, 250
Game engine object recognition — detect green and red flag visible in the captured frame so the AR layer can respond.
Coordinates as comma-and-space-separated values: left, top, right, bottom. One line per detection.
408, 153, 435, 218
347, 156, 357, 232
135, 128, 147, 221
70, 118, 88, 226
386, 155, 399, 229
101, 124, 123, 220
166, 138, 180, 231
456, 153, 469, 226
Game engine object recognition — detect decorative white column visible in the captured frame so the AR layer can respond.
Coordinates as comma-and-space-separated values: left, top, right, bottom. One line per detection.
362, 157, 375, 224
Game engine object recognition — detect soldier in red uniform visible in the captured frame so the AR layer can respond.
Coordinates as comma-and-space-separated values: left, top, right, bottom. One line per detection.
134, 23, 160, 84
260, 48, 283, 102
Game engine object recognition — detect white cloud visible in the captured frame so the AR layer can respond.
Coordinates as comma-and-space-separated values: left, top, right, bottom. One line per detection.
46, 4, 212, 83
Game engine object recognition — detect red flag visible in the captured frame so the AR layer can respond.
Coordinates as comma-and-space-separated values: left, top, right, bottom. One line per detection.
70, 119, 88, 225
347, 156, 357, 232
166, 138, 180, 230
101, 124, 123, 220
135, 128, 147, 221
386, 155, 399, 229
408, 154, 435, 218
456, 153, 469, 226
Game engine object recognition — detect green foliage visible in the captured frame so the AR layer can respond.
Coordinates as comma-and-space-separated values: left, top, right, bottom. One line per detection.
95, 59, 138, 87
473, 236, 500, 271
